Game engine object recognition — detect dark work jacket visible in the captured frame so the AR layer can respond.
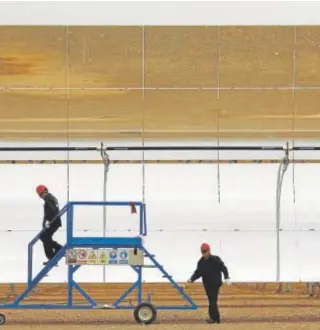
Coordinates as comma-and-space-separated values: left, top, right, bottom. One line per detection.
190, 255, 229, 288
43, 193, 62, 229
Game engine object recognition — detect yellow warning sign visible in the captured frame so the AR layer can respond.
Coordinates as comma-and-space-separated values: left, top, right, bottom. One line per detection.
88, 250, 97, 259
99, 250, 108, 265
87, 250, 98, 264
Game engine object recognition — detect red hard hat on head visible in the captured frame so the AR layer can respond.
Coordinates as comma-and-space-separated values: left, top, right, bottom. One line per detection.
36, 185, 47, 196
201, 243, 210, 251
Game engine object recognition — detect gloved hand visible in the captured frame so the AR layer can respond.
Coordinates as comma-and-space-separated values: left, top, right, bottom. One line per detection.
225, 278, 232, 286
44, 221, 50, 229
181, 279, 191, 289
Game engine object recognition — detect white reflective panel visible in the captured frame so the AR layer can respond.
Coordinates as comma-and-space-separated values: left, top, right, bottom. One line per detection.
145, 164, 218, 230
219, 164, 295, 230
269, 231, 320, 283
218, 231, 276, 282
278, 231, 300, 282
69, 164, 142, 233
0, 230, 65, 282
144, 231, 275, 282
296, 231, 320, 282
69, 165, 105, 201
144, 231, 224, 282
0, 232, 31, 282
293, 164, 320, 230
0, 165, 68, 231
0, 139, 319, 284
69, 164, 105, 233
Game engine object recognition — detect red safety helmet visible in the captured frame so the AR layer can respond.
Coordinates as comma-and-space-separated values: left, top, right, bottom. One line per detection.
36, 184, 47, 196
201, 243, 210, 252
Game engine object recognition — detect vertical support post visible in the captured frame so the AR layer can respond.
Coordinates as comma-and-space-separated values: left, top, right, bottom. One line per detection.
102, 161, 107, 283
143, 204, 147, 236
8, 283, 16, 302
139, 203, 144, 236
67, 202, 73, 244
276, 158, 282, 283
276, 216, 280, 282
140, 203, 147, 236
137, 266, 143, 305
100, 142, 110, 283
68, 265, 74, 306
67, 203, 74, 306
27, 242, 33, 287
102, 161, 108, 237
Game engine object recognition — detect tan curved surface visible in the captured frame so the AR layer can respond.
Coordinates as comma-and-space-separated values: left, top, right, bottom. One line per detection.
1, 26, 320, 140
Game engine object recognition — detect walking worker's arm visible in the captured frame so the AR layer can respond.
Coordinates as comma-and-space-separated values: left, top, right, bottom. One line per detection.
42, 214, 47, 228
44, 195, 60, 224
217, 256, 230, 280
189, 260, 202, 283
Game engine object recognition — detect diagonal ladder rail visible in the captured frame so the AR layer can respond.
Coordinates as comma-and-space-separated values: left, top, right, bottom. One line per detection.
28, 203, 69, 285
112, 250, 197, 310
15, 246, 68, 305
112, 266, 143, 307
67, 265, 97, 307
143, 247, 197, 309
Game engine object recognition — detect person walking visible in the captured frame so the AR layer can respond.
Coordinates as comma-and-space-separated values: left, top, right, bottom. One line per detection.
36, 185, 63, 265
188, 242, 231, 324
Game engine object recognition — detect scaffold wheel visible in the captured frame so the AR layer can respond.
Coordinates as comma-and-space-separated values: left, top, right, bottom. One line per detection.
133, 302, 157, 325
0, 313, 6, 325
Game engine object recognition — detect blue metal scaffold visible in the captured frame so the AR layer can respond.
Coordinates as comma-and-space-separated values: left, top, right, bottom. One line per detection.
0, 201, 198, 326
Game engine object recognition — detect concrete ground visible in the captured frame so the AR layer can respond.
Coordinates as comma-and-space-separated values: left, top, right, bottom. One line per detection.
1, 283, 320, 328
2, 304, 320, 329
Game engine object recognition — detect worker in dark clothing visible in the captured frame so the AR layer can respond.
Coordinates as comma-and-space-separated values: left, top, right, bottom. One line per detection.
36, 185, 63, 265
188, 243, 231, 324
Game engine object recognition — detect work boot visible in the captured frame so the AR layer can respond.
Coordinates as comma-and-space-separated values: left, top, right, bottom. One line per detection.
205, 318, 215, 324
205, 318, 220, 324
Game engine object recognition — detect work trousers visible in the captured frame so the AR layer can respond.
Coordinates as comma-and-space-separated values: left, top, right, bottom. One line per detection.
39, 223, 62, 260
204, 284, 221, 323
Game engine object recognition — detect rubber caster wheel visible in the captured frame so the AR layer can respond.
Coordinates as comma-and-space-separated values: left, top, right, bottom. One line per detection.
0, 313, 6, 325
134, 303, 157, 325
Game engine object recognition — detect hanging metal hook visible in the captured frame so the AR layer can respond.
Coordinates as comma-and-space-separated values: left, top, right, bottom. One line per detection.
100, 142, 110, 170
